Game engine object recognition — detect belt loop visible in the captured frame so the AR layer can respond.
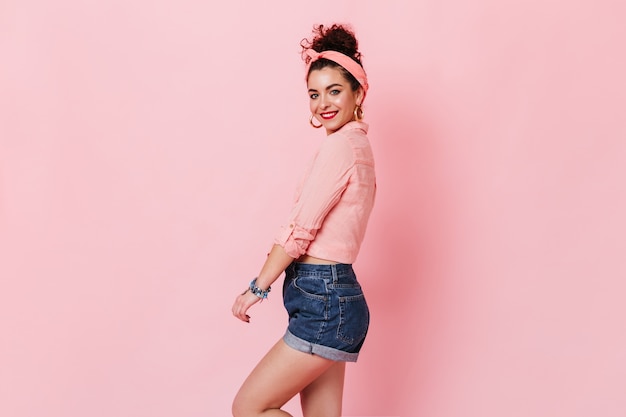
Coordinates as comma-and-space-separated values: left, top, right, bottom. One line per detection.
331, 264, 338, 283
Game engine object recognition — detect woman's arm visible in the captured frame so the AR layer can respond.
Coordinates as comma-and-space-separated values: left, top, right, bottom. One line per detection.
255, 244, 294, 289
231, 244, 294, 323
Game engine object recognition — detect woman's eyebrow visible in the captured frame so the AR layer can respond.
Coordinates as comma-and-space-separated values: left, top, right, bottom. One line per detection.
324, 83, 343, 90
308, 83, 344, 93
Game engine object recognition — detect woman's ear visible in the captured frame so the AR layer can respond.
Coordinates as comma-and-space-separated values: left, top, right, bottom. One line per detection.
356, 87, 365, 106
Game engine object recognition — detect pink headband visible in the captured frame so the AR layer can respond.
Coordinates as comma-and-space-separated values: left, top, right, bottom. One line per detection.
305, 49, 369, 95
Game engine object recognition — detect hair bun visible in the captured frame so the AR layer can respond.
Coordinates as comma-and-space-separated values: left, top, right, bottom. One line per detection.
301, 24, 362, 65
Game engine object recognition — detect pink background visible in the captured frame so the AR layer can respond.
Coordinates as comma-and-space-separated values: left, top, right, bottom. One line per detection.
1, 1, 625, 416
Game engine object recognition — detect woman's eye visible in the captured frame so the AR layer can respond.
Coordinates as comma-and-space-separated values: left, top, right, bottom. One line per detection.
330, 89, 340, 95
310, 93, 319, 99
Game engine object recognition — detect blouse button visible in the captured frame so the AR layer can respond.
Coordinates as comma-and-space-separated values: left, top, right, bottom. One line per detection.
289, 224, 294, 228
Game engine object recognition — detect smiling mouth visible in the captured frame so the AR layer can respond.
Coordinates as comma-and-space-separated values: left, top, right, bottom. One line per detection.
320, 111, 338, 120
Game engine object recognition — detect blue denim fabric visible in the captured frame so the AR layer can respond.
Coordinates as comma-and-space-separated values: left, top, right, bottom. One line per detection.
282, 262, 370, 362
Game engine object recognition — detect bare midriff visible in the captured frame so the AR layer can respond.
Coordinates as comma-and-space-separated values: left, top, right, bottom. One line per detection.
296, 254, 339, 265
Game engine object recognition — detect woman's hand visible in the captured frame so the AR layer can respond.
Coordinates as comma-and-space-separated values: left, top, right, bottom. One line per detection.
231, 245, 294, 323
232, 289, 262, 323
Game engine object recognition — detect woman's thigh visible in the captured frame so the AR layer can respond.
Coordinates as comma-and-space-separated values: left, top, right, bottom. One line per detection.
300, 361, 345, 417
232, 339, 335, 415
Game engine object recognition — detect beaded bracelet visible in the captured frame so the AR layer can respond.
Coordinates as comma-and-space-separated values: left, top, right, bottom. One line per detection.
249, 278, 271, 300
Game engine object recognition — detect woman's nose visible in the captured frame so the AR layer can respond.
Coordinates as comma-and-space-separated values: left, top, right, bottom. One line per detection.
319, 94, 330, 109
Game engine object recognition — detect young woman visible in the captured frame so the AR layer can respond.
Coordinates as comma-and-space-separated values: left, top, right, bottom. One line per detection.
231, 24, 376, 417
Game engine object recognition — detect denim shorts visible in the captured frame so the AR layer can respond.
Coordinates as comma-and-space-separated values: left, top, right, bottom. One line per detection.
282, 262, 370, 362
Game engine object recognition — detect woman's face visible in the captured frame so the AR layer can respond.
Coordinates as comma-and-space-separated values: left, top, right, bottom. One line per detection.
308, 67, 364, 135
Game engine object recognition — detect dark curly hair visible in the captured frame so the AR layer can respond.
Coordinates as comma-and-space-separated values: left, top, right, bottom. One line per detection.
301, 24, 363, 92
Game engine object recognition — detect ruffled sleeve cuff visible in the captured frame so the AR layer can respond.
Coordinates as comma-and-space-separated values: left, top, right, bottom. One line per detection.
274, 223, 316, 258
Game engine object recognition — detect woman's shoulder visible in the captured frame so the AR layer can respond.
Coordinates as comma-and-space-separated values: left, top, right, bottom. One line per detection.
319, 130, 353, 158
325, 122, 369, 147
332, 122, 374, 165
316, 124, 371, 167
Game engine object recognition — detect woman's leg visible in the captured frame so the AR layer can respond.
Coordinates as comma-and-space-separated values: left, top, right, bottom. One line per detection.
232, 338, 336, 417
300, 361, 346, 417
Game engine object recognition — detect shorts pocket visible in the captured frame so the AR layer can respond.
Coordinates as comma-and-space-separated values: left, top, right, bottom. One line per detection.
293, 276, 327, 301
284, 276, 329, 327
337, 294, 369, 345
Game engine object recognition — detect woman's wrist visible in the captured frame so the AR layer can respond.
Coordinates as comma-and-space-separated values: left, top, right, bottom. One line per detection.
249, 278, 271, 299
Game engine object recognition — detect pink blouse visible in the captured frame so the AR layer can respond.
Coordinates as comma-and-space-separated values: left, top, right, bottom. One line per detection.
274, 121, 376, 264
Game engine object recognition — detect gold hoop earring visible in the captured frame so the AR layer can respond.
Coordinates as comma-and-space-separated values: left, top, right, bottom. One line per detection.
353, 105, 364, 121
309, 114, 323, 128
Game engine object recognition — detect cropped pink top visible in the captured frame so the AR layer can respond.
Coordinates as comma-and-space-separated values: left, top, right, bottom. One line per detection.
274, 121, 376, 264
